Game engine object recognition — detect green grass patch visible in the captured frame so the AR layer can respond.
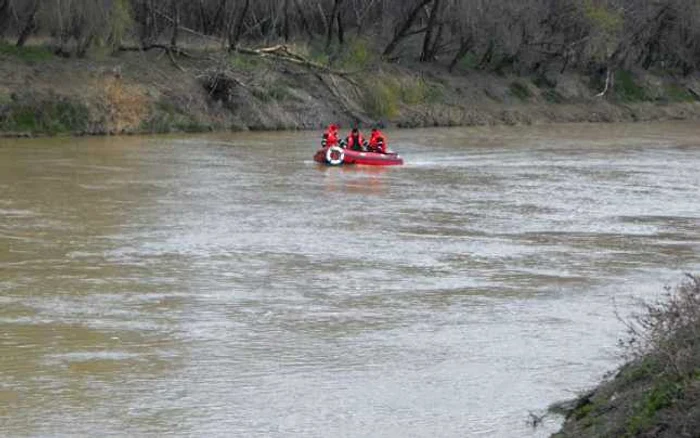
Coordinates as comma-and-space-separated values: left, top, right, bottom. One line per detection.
664, 84, 696, 102
625, 378, 683, 437
361, 74, 445, 119
0, 92, 12, 105
542, 89, 565, 103
509, 81, 532, 100
230, 53, 262, 71
400, 76, 444, 105
456, 52, 479, 71
362, 76, 400, 120
337, 38, 375, 70
533, 74, 557, 89
619, 358, 662, 386
0, 96, 89, 134
614, 70, 651, 102
573, 401, 595, 420
0, 42, 53, 62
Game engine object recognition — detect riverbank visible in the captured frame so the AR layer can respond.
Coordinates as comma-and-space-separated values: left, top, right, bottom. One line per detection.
551, 275, 700, 438
2, 43, 700, 137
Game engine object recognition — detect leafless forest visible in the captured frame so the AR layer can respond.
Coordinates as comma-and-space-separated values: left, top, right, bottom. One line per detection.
1, 0, 699, 75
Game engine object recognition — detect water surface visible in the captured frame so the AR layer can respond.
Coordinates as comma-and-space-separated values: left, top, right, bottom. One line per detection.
2, 122, 700, 437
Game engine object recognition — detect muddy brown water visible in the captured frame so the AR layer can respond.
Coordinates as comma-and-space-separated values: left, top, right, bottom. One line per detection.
2, 122, 700, 437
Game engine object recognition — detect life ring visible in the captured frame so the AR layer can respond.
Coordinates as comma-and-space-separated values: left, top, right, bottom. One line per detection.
325, 146, 345, 166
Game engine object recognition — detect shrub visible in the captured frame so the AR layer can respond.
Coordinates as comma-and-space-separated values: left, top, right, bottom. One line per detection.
456, 52, 479, 71
362, 76, 400, 119
663, 84, 696, 103
0, 96, 89, 134
338, 38, 376, 70
614, 71, 650, 102
616, 275, 700, 435
400, 76, 444, 105
0, 42, 53, 62
622, 276, 700, 366
509, 81, 532, 100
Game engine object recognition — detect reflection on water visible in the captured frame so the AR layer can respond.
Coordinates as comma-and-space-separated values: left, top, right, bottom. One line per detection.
318, 164, 391, 195
1, 122, 700, 437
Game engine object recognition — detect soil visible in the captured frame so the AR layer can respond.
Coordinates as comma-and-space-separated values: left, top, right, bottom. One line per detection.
1, 47, 700, 137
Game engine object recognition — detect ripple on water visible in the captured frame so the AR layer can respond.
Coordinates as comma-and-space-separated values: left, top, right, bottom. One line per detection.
2, 123, 700, 437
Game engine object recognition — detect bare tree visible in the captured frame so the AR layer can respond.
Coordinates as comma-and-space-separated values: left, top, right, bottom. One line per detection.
325, 0, 346, 50
382, 0, 432, 59
419, 0, 441, 62
228, 0, 250, 50
16, 0, 40, 47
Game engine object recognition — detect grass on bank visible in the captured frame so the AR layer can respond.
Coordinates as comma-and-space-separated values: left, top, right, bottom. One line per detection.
553, 275, 700, 438
362, 73, 445, 119
0, 95, 89, 134
0, 41, 53, 62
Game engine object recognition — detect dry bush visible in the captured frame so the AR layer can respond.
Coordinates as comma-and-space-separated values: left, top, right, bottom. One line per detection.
621, 275, 700, 376
99, 76, 148, 133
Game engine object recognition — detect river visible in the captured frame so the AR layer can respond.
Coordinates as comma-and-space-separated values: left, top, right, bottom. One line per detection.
2, 121, 700, 437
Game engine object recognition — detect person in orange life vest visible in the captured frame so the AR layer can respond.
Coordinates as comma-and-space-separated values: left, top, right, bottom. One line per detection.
321, 124, 340, 147
368, 127, 387, 153
344, 127, 368, 151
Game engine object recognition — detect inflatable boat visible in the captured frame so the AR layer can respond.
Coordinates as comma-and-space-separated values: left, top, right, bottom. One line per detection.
314, 146, 404, 166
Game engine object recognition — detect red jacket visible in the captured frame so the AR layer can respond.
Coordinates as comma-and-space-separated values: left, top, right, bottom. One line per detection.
346, 131, 366, 151
322, 126, 339, 147
368, 130, 387, 153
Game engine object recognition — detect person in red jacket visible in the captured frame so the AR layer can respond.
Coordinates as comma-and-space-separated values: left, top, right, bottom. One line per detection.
321, 124, 340, 148
344, 127, 368, 151
368, 126, 387, 153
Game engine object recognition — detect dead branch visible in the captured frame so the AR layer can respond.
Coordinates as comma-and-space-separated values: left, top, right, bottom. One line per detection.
153, 7, 224, 44
233, 44, 360, 83
118, 44, 188, 71
595, 69, 613, 97
316, 73, 371, 125
118, 44, 193, 58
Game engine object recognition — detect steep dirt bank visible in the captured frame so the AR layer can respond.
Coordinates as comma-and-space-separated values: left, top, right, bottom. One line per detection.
2, 45, 700, 137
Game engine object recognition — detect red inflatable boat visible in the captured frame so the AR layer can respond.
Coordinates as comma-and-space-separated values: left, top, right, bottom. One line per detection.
314, 146, 404, 166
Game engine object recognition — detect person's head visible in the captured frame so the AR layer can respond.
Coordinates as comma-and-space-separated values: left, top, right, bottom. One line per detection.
329, 124, 338, 131
351, 127, 359, 135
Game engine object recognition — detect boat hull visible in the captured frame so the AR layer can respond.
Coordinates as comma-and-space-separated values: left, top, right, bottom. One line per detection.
313, 147, 404, 166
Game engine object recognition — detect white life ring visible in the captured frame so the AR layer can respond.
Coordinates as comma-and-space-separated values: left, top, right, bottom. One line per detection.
325, 146, 345, 166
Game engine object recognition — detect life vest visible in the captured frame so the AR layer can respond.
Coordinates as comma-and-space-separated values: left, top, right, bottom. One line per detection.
346, 132, 366, 151
369, 131, 386, 153
322, 127, 339, 147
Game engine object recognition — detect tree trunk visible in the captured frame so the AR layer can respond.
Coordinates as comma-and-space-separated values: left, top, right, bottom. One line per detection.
428, 23, 444, 59
382, 0, 432, 59
336, 8, 344, 46
197, 0, 208, 34
479, 40, 495, 68
0, 0, 10, 40
229, 0, 250, 51
325, 0, 344, 51
76, 34, 94, 58
293, 0, 314, 40
448, 35, 473, 72
420, 0, 440, 62
283, 0, 290, 42
16, 0, 40, 48
170, 0, 180, 48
